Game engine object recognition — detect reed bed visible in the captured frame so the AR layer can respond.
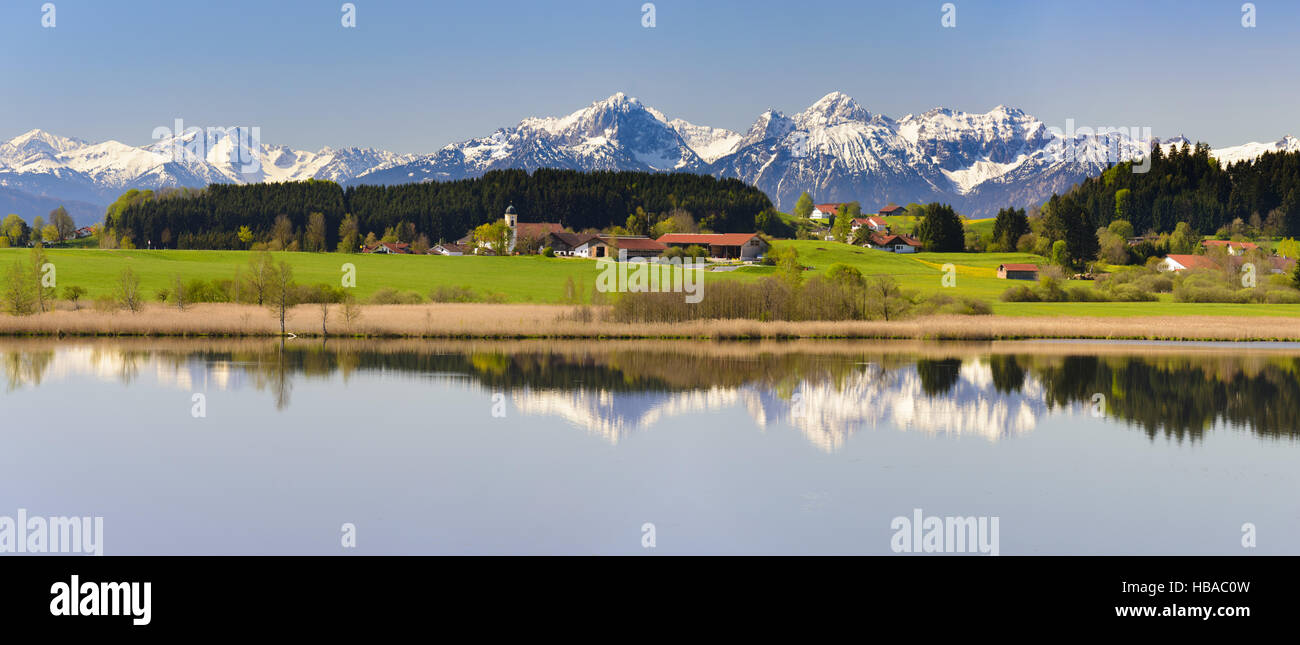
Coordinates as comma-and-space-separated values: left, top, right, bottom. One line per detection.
2, 303, 1300, 341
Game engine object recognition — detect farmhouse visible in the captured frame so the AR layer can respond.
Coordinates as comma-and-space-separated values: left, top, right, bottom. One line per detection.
656, 233, 767, 260
1201, 240, 1259, 256
851, 216, 890, 233
571, 236, 667, 260
1159, 254, 1219, 272
864, 232, 921, 254
997, 263, 1039, 280
428, 242, 466, 256
810, 203, 842, 221
362, 242, 412, 254
877, 203, 906, 217
544, 232, 598, 256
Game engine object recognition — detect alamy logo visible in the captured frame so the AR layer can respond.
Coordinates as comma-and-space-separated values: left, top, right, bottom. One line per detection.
890, 508, 999, 555
0, 509, 103, 555
1046, 119, 1152, 174
151, 119, 262, 175
595, 250, 705, 303
50, 575, 151, 626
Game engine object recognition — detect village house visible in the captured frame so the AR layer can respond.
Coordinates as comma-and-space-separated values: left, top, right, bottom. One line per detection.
544, 232, 593, 256
569, 235, 667, 260
997, 263, 1039, 280
362, 241, 412, 254
851, 216, 890, 233
1159, 254, 1219, 273
810, 203, 842, 221
656, 232, 767, 261
877, 203, 906, 217
1201, 240, 1259, 256
864, 232, 921, 254
428, 242, 466, 256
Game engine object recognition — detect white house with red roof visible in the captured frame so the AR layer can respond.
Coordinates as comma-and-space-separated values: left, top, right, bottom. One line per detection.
851, 216, 890, 233
810, 203, 842, 221
1159, 254, 1220, 272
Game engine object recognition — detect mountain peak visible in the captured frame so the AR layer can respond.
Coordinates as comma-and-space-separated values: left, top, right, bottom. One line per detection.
797, 92, 870, 129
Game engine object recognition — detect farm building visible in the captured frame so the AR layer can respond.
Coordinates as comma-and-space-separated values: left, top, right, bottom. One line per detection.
428, 243, 466, 256
877, 204, 906, 216
1200, 240, 1258, 256
865, 232, 922, 254
1159, 254, 1220, 272
363, 242, 412, 255
810, 203, 842, 221
851, 216, 890, 233
997, 263, 1039, 280
572, 236, 667, 260
656, 233, 767, 260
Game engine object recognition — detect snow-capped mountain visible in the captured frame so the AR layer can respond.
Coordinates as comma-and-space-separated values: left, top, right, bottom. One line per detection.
4, 92, 1299, 224
0, 127, 413, 223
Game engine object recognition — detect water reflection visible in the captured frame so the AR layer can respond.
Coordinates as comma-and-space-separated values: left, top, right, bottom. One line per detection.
2, 339, 1298, 448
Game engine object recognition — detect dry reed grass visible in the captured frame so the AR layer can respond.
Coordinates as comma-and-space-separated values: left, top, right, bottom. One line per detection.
2, 302, 1300, 341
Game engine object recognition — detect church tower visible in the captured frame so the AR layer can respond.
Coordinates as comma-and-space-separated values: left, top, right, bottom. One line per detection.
505, 204, 518, 229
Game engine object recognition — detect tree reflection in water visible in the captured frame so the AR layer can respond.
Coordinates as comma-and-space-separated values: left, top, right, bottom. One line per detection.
2, 340, 1297, 442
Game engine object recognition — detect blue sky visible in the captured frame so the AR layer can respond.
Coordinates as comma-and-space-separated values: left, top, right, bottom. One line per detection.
2, 0, 1297, 152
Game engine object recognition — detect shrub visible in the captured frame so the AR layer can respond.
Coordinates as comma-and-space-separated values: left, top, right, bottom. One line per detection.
429, 285, 480, 303
369, 288, 424, 305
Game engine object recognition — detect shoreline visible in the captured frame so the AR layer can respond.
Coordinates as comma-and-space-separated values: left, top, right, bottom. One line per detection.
3, 303, 1300, 342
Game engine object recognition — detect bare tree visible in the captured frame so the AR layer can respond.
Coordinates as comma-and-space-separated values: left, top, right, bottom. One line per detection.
341, 292, 362, 332
264, 260, 297, 335
116, 266, 144, 313
245, 252, 273, 305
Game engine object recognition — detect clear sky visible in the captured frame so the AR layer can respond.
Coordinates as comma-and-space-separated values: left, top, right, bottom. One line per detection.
2, 0, 1297, 153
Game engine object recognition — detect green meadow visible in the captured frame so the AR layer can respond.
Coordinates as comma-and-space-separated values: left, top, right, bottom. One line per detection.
3, 242, 1298, 317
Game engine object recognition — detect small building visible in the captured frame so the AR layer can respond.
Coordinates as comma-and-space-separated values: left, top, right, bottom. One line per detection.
1270, 256, 1297, 274
877, 204, 906, 217
656, 233, 768, 261
573, 237, 612, 259
73, 226, 95, 239
605, 236, 667, 260
1159, 254, 1219, 272
428, 243, 466, 256
865, 232, 922, 254
997, 263, 1039, 280
851, 216, 890, 233
544, 232, 599, 257
1201, 240, 1259, 256
362, 242, 412, 254
810, 203, 842, 221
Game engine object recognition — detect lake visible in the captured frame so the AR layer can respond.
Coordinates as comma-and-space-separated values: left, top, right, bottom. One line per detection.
2, 338, 1296, 555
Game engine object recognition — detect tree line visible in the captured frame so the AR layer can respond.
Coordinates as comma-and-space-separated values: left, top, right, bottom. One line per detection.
101, 170, 775, 251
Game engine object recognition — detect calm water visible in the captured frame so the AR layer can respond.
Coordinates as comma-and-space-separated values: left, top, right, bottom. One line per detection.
2, 338, 1297, 555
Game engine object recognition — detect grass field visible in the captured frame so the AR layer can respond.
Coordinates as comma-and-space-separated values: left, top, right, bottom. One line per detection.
3, 242, 1298, 318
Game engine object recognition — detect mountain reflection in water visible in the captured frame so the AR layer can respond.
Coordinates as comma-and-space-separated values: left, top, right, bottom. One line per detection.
5, 339, 1298, 450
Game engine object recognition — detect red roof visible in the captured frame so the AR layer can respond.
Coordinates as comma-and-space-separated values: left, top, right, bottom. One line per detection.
814, 203, 843, 212
364, 242, 412, 254
867, 232, 921, 248
657, 233, 761, 247
1201, 240, 1258, 250
853, 216, 889, 228
878, 204, 905, 215
999, 263, 1039, 272
1164, 254, 1219, 270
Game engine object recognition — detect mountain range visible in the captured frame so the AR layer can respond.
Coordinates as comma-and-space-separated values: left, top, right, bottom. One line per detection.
4, 92, 1299, 225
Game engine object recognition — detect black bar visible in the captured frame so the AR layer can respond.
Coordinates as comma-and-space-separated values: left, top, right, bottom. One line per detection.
1, 556, 1288, 633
